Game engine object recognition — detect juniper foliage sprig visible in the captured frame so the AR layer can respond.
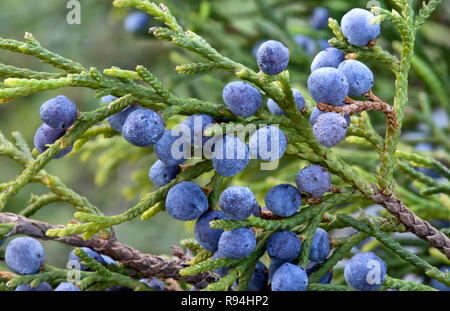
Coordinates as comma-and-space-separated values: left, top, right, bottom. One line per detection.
0, 0, 447, 292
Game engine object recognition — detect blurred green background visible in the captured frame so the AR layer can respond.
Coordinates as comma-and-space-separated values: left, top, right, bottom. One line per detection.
0, 0, 448, 274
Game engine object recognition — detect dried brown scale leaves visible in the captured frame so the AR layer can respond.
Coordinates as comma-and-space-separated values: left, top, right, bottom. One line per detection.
317, 90, 398, 129
0, 212, 218, 288
369, 185, 450, 259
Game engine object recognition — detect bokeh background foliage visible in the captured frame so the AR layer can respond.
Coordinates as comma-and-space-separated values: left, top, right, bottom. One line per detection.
0, 0, 448, 283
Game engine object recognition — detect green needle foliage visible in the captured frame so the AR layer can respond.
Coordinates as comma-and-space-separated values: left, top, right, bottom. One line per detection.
0, 0, 448, 292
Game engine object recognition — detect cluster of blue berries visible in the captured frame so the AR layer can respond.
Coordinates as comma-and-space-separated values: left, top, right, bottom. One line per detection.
185, 18, 387, 289
3, 237, 164, 291
34, 95, 78, 159
187, 163, 335, 291
249, 9, 377, 149
306, 8, 377, 148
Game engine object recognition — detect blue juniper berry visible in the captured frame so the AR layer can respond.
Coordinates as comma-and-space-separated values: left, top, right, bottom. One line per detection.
265, 184, 302, 217
307, 67, 349, 106
249, 125, 287, 161
212, 135, 250, 177
219, 186, 259, 220
122, 108, 165, 147
40, 95, 78, 130
222, 81, 262, 118
5, 237, 46, 275
149, 160, 180, 187
312, 112, 348, 147
195, 210, 228, 251
256, 40, 290, 75
295, 164, 331, 197
218, 227, 256, 259
341, 8, 380, 47
165, 181, 208, 221
271, 263, 308, 291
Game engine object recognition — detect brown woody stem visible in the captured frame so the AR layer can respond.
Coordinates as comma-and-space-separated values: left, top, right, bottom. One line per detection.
369, 185, 450, 259
0, 212, 218, 289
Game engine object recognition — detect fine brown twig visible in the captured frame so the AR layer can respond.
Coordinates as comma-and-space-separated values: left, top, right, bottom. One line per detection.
317, 90, 398, 129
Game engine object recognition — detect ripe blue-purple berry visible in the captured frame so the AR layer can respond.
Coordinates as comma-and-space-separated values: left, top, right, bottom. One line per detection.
267, 231, 302, 261
165, 181, 208, 221
265, 184, 302, 217
195, 210, 227, 251
219, 186, 259, 220
309, 7, 329, 30
222, 81, 262, 118
40, 95, 77, 130
295, 164, 331, 197
341, 8, 380, 47
310, 103, 350, 126
309, 228, 330, 263
107, 105, 141, 133
68, 247, 105, 271
212, 135, 250, 177
344, 252, 387, 291
34, 123, 73, 159
149, 160, 180, 187
15, 282, 52, 291
307, 67, 349, 106
272, 263, 308, 291
122, 108, 165, 147
310, 47, 345, 72
154, 130, 186, 166
5, 237, 45, 275
179, 114, 214, 146
218, 227, 256, 259
249, 125, 287, 161
54, 282, 80, 291
313, 112, 348, 147
256, 40, 290, 75
124, 11, 150, 33
293, 34, 316, 56
267, 89, 305, 116
338, 59, 374, 96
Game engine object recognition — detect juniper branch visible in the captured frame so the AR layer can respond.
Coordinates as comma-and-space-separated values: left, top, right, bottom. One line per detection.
0, 212, 218, 289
